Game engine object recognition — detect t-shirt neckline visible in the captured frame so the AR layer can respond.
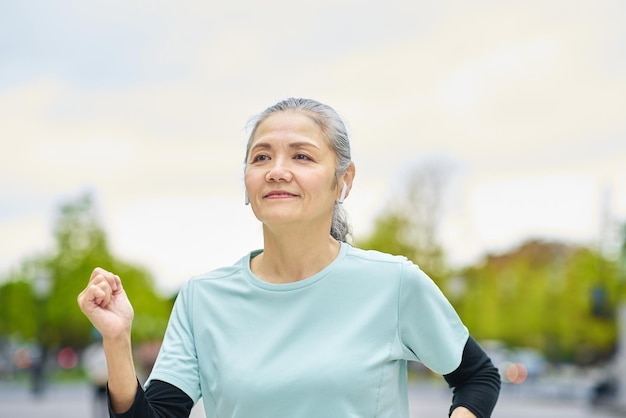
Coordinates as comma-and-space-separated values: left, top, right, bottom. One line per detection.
243, 242, 348, 291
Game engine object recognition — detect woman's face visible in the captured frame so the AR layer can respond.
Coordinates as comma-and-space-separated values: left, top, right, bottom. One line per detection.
244, 111, 341, 230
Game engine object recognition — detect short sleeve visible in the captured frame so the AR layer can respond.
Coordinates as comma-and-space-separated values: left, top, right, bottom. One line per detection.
145, 281, 202, 403
397, 261, 469, 375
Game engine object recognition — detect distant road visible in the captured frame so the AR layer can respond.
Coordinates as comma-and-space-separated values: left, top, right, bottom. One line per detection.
0, 380, 623, 418
408, 381, 624, 418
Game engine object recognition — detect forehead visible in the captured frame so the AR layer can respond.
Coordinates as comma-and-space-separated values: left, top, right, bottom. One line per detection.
251, 111, 328, 146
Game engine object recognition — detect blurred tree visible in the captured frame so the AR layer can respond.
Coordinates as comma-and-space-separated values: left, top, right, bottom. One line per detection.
620, 222, 626, 288
456, 240, 619, 364
0, 193, 173, 352
0, 275, 39, 340
356, 213, 418, 262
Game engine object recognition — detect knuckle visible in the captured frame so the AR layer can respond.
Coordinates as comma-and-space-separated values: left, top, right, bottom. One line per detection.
92, 267, 105, 276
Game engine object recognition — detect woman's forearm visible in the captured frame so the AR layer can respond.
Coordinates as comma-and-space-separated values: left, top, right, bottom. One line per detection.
103, 334, 139, 414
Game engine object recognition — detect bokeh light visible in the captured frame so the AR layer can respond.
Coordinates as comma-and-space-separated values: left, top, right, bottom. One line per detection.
13, 348, 32, 369
57, 347, 78, 369
504, 362, 528, 385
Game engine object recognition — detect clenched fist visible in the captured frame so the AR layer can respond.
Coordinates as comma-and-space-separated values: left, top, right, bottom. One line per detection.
77, 267, 134, 339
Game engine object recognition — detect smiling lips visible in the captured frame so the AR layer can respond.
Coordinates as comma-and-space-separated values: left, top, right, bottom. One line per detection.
264, 190, 298, 199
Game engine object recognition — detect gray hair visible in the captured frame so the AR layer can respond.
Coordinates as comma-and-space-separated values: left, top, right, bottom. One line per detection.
244, 98, 353, 242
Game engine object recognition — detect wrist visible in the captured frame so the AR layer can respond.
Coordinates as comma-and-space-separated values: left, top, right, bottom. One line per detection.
102, 329, 132, 347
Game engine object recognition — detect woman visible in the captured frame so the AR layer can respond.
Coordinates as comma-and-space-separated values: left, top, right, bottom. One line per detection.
77, 98, 500, 418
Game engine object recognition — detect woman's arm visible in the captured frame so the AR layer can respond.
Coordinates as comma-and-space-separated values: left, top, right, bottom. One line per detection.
444, 336, 501, 418
104, 333, 140, 413
77, 268, 139, 413
79, 268, 195, 418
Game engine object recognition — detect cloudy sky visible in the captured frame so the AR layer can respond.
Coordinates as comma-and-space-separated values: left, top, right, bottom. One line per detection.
1, 0, 625, 293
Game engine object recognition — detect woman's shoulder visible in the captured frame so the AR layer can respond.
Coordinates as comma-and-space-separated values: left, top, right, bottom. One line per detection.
189, 265, 241, 282
343, 244, 430, 284
345, 244, 412, 266
183, 251, 252, 286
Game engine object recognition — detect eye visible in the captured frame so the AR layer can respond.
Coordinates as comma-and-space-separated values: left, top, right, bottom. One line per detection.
251, 154, 270, 163
294, 153, 312, 161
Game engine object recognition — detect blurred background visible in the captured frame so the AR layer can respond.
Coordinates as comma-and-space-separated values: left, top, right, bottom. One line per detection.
1, 0, 625, 416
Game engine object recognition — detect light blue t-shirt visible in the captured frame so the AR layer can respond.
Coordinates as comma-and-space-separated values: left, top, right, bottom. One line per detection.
146, 242, 468, 418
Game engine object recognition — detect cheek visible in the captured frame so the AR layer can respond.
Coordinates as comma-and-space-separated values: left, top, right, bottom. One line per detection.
311, 173, 339, 196
244, 170, 258, 189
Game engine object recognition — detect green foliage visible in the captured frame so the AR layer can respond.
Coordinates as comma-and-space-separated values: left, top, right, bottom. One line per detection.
0, 279, 38, 340
356, 213, 418, 261
0, 193, 173, 351
355, 210, 448, 287
454, 240, 620, 364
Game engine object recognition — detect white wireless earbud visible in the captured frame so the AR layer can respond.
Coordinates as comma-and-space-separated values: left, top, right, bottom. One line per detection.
244, 189, 250, 205
338, 183, 347, 204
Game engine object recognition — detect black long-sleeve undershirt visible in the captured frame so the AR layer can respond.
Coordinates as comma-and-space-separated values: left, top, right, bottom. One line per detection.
108, 379, 193, 418
109, 335, 500, 418
444, 336, 501, 418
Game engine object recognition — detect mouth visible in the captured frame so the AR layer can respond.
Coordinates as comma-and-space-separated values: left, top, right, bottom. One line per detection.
264, 191, 298, 199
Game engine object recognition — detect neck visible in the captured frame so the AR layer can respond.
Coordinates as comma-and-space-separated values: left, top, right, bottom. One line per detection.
251, 225, 341, 284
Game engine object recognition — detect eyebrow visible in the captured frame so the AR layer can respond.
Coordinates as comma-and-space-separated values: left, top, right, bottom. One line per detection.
249, 141, 321, 152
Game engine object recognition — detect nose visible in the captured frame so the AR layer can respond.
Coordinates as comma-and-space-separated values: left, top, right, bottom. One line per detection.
266, 158, 292, 182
